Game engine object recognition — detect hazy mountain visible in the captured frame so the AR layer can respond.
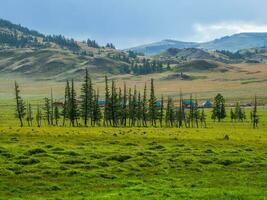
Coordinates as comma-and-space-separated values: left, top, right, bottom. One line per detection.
156, 47, 267, 65
127, 40, 198, 55
128, 33, 267, 55
199, 33, 267, 52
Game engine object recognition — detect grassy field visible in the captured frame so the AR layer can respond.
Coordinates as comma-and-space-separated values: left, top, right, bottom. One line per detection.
0, 71, 267, 199
0, 98, 267, 199
0, 125, 267, 199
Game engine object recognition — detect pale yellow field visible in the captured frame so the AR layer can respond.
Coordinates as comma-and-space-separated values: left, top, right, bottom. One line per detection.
0, 63, 267, 103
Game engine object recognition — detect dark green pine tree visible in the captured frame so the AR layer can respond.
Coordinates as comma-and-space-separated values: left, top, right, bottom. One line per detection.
121, 83, 128, 127
104, 76, 111, 126
165, 97, 171, 127
230, 108, 235, 122
194, 96, 200, 128
43, 97, 51, 126
149, 78, 158, 127
211, 93, 226, 122
50, 89, 54, 126
14, 81, 26, 127
117, 87, 123, 126
62, 80, 71, 126
177, 90, 185, 128
26, 102, 33, 127
189, 94, 194, 128
234, 102, 246, 122
36, 105, 42, 127
131, 86, 138, 126
159, 95, 164, 127
111, 80, 120, 127
54, 105, 60, 126
80, 69, 93, 126
251, 96, 259, 128
142, 84, 148, 127
136, 91, 142, 127
128, 88, 133, 126
92, 89, 102, 126
69, 79, 79, 127
200, 108, 206, 128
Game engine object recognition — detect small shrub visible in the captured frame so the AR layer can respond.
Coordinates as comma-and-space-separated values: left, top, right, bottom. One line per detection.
139, 162, 152, 168
47, 185, 61, 191
100, 173, 117, 179
97, 161, 109, 167
148, 145, 165, 150
199, 159, 213, 164
107, 155, 132, 162
61, 159, 85, 164
16, 158, 40, 165
25, 148, 46, 156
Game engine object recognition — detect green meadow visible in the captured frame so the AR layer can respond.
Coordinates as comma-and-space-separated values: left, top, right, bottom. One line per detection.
0, 99, 267, 199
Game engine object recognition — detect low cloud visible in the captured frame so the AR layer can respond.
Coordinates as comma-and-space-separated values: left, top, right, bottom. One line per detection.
192, 21, 267, 42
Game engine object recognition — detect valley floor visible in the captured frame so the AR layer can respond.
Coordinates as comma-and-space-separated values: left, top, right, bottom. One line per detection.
0, 125, 266, 199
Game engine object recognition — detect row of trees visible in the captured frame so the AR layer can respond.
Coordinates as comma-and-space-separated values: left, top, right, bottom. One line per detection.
14, 73, 259, 128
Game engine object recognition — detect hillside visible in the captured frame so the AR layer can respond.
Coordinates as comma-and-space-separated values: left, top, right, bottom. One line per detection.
0, 18, 133, 80
155, 47, 267, 66
2, 18, 267, 81
128, 33, 267, 55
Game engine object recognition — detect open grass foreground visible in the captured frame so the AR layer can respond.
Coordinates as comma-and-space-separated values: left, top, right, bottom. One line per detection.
0, 124, 267, 199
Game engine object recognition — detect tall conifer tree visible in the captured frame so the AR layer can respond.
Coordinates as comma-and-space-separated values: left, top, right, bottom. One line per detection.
14, 81, 26, 127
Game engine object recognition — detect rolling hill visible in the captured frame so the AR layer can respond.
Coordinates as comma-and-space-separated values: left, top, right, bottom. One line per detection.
0, 18, 132, 80
128, 33, 267, 55
2, 18, 267, 82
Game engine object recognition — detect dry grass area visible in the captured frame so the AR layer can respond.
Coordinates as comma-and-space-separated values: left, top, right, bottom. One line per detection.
1, 63, 267, 103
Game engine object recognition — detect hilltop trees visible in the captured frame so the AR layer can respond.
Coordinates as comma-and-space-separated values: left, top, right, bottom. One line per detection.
106, 43, 116, 49
212, 93, 226, 122
44, 35, 80, 51
87, 39, 100, 48
14, 81, 26, 127
131, 60, 164, 75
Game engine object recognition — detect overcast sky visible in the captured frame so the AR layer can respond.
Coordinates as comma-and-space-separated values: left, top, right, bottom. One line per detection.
1, 0, 267, 49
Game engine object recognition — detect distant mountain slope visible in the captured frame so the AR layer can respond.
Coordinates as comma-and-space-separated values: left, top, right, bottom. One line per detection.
128, 33, 267, 55
199, 33, 267, 52
155, 47, 267, 65
127, 39, 197, 55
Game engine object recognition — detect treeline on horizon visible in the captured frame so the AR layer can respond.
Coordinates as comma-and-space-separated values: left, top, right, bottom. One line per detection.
14, 70, 259, 129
